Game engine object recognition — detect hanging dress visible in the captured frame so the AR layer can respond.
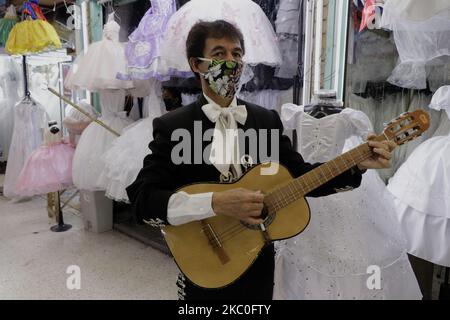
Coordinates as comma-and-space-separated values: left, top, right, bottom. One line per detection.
273, 104, 421, 300
0, 56, 21, 162
3, 99, 48, 199
0, 5, 18, 47
387, 86, 450, 267
274, 0, 301, 79
15, 125, 75, 197
72, 89, 133, 191
117, 0, 177, 81
157, 0, 282, 78
5, 1, 61, 55
381, 0, 450, 90
97, 80, 165, 202
64, 15, 133, 91
29, 63, 62, 126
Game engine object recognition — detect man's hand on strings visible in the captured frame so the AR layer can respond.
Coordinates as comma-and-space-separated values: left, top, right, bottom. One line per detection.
212, 189, 265, 225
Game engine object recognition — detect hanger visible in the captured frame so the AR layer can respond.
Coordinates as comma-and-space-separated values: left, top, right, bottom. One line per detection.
304, 102, 343, 119
304, 91, 344, 119
104, 1, 121, 24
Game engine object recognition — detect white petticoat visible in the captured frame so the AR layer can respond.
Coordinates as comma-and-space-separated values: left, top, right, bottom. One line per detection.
158, 0, 282, 78
72, 90, 134, 191
97, 80, 165, 202
97, 117, 154, 202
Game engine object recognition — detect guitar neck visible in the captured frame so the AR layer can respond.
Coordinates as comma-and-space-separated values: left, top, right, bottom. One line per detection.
266, 142, 374, 212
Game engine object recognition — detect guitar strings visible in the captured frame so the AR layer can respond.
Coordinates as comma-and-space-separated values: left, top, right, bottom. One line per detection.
212, 125, 422, 246
207, 147, 374, 248
209, 152, 372, 247
212, 200, 279, 241
210, 225, 248, 248
268, 146, 372, 211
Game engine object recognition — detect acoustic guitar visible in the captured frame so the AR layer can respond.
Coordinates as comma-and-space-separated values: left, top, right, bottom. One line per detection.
157, 110, 430, 289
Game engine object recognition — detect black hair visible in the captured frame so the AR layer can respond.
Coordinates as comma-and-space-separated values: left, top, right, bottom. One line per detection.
186, 20, 245, 77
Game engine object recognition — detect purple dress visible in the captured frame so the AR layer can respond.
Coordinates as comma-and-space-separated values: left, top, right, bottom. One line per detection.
118, 0, 176, 81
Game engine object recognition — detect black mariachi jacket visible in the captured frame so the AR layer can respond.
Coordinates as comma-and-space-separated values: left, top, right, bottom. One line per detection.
126, 96, 363, 227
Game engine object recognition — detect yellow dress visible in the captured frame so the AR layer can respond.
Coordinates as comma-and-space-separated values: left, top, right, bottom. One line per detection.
5, 19, 61, 55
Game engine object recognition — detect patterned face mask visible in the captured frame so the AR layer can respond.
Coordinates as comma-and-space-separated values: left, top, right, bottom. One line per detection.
197, 58, 244, 99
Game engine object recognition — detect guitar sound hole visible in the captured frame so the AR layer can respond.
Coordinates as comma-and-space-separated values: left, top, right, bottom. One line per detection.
260, 204, 269, 220
241, 204, 275, 230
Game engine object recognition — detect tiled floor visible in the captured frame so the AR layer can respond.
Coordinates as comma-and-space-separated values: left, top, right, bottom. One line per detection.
0, 194, 178, 300
0, 172, 446, 300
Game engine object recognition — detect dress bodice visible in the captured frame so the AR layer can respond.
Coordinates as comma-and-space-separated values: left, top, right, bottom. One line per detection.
98, 89, 127, 119
281, 104, 372, 163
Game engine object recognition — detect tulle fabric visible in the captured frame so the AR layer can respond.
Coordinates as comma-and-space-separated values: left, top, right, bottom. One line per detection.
381, 0, 450, 89
274, 0, 301, 78
65, 19, 133, 91
15, 142, 75, 196
3, 100, 48, 199
118, 0, 176, 81
0, 56, 21, 162
381, 0, 450, 21
97, 80, 165, 202
97, 117, 154, 202
5, 19, 61, 55
157, 0, 282, 78
72, 90, 134, 191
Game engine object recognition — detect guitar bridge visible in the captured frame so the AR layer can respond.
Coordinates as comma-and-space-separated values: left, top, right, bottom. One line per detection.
202, 221, 230, 265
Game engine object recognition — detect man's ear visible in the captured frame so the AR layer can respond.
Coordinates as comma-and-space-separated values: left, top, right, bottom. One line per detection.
189, 57, 201, 74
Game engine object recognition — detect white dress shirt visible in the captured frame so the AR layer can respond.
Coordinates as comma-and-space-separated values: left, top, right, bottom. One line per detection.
167, 94, 245, 226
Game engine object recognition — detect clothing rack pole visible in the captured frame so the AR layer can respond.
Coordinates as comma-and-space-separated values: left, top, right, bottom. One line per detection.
293, 0, 305, 106
47, 87, 121, 137
22, 55, 30, 98
50, 190, 72, 232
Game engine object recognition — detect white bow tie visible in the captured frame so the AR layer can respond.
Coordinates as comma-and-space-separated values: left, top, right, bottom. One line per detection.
202, 103, 247, 177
